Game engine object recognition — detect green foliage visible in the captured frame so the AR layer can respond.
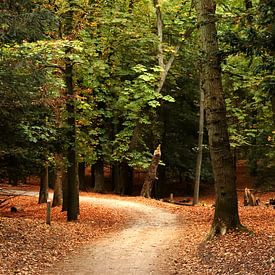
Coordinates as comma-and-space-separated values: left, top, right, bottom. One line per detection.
2, 0, 273, 192
217, 0, 274, 188
0, 0, 58, 44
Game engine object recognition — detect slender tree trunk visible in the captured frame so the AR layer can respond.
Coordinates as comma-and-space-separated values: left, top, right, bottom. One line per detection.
153, 0, 164, 69
63, 6, 79, 221
141, 145, 161, 198
193, 88, 204, 205
65, 59, 79, 220
62, 170, 68, 212
195, 0, 243, 238
52, 154, 63, 207
38, 163, 48, 204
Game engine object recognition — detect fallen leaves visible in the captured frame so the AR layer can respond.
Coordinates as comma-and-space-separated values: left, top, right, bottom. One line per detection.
0, 187, 274, 275
0, 194, 128, 275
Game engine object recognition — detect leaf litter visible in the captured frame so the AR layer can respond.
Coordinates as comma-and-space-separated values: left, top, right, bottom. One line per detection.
0, 187, 274, 275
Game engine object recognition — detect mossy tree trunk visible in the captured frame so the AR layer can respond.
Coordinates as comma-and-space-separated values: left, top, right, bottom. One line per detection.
195, 0, 243, 238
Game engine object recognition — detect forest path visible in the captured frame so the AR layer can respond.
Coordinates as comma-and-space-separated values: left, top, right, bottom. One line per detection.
50, 196, 180, 275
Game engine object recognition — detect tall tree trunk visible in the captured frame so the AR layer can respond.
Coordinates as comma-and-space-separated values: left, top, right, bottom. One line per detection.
38, 163, 48, 204
63, 7, 79, 221
141, 145, 161, 198
193, 87, 204, 205
52, 154, 63, 207
65, 59, 79, 220
195, 0, 243, 238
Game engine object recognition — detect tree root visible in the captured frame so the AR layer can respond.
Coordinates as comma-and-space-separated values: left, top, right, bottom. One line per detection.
206, 223, 252, 241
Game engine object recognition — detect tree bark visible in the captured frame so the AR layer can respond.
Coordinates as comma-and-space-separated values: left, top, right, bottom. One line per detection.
113, 162, 133, 195
90, 165, 95, 189
141, 144, 161, 198
65, 59, 79, 221
195, 0, 243, 238
62, 170, 68, 212
38, 163, 48, 204
193, 87, 204, 205
153, 0, 164, 69
52, 154, 63, 207
78, 162, 86, 191
63, 6, 79, 221
93, 160, 105, 193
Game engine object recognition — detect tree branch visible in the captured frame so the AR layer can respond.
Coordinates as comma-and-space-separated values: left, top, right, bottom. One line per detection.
157, 27, 195, 93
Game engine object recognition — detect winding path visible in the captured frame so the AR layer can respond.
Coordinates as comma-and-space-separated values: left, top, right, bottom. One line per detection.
52, 197, 180, 275
5, 190, 181, 274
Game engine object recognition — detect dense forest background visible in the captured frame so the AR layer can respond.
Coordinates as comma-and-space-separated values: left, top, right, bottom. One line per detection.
0, 0, 274, 201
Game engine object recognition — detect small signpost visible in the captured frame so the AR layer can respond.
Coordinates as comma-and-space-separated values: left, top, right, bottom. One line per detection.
46, 199, 51, 225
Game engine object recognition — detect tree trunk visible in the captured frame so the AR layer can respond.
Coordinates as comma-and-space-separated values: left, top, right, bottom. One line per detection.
62, 5, 79, 221
156, 164, 166, 198
93, 160, 105, 193
38, 163, 48, 204
62, 170, 68, 212
65, 60, 79, 220
141, 145, 161, 198
78, 162, 86, 191
113, 162, 133, 195
193, 88, 204, 205
90, 165, 95, 189
195, 0, 243, 238
52, 154, 63, 207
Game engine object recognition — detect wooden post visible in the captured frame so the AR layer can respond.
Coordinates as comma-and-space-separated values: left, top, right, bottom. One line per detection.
46, 199, 51, 225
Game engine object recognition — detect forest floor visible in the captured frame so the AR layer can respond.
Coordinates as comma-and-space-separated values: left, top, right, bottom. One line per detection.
0, 162, 274, 274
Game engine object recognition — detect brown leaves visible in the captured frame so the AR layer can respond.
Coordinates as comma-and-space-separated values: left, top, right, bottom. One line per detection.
0, 187, 274, 274
0, 194, 128, 275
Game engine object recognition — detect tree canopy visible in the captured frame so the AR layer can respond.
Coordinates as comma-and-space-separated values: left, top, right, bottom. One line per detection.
0, 0, 274, 224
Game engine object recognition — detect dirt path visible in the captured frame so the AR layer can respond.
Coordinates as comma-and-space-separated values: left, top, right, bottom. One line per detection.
2, 188, 274, 274
49, 197, 180, 275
